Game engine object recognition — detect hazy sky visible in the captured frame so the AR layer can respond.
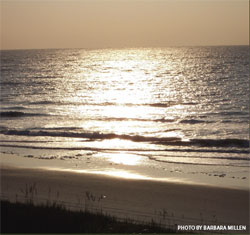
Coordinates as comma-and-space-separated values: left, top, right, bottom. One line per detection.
1, 0, 249, 50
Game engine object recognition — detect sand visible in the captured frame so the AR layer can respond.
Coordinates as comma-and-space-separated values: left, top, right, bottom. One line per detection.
1, 165, 249, 233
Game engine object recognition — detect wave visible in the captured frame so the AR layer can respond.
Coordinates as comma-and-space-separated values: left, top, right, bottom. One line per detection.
26, 100, 196, 108
0, 128, 249, 148
33, 76, 57, 79
147, 102, 176, 108
0, 111, 177, 124
220, 119, 249, 124
210, 111, 249, 117
1, 143, 249, 162
190, 138, 249, 148
1, 106, 27, 110
1, 144, 249, 168
147, 158, 249, 167
0, 129, 181, 142
182, 102, 199, 105
155, 138, 249, 148
220, 111, 249, 116
161, 148, 249, 154
0, 111, 50, 118
146, 154, 250, 162
1, 139, 248, 154
94, 117, 177, 123
179, 119, 207, 124
29, 101, 56, 105
0, 81, 22, 86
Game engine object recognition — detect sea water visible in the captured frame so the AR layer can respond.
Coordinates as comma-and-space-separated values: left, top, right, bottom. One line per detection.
0, 46, 249, 187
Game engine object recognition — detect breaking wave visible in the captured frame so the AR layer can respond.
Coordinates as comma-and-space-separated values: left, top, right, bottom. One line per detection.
0, 127, 249, 148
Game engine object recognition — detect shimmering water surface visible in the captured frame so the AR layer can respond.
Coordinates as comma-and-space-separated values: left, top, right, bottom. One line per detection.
0, 46, 249, 185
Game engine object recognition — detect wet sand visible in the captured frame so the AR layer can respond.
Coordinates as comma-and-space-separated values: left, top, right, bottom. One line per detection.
1, 165, 249, 232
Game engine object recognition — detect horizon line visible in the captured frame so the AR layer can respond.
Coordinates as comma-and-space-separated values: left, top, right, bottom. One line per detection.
1, 44, 249, 51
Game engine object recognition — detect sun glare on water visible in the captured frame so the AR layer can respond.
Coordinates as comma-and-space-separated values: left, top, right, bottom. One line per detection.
64, 49, 195, 169
106, 153, 143, 166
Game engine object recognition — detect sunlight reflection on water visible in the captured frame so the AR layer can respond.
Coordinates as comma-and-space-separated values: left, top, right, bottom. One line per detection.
105, 153, 143, 166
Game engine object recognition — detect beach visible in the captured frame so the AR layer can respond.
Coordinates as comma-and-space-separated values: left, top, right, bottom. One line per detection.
1, 162, 249, 232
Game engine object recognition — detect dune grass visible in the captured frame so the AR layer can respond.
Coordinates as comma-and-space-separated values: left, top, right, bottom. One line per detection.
1, 200, 174, 233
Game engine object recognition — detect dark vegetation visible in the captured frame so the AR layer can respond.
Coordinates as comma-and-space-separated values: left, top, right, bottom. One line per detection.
1, 200, 174, 233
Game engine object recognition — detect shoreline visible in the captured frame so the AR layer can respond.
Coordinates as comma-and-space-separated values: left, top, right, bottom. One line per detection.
1, 164, 249, 232
1, 151, 249, 190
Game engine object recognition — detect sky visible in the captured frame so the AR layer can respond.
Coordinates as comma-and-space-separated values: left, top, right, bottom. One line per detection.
0, 0, 249, 50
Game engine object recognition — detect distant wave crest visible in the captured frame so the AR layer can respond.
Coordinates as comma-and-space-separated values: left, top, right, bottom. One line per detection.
0, 111, 49, 118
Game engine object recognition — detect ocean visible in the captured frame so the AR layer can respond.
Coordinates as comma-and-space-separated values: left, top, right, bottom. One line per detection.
0, 46, 249, 187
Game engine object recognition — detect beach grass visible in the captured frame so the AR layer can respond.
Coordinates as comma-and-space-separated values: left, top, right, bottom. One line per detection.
0, 200, 174, 233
